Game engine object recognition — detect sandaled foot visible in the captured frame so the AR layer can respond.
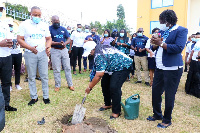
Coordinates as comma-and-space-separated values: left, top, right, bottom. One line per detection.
147, 116, 162, 121
157, 123, 172, 128
99, 105, 112, 111
110, 113, 121, 119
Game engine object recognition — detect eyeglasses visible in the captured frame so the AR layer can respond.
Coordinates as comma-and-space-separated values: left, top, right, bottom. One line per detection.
137, 31, 143, 33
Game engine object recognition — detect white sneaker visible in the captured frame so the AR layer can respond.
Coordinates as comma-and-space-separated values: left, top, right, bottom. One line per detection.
15, 85, 22, 90
10, 86, 12, 91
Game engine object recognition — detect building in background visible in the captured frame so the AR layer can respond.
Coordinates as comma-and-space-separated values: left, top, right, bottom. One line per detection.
137, 0, 200, 37
137, 0, 200, 59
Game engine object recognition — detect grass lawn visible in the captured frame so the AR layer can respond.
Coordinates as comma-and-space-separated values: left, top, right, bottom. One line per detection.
2, 69, 200, 133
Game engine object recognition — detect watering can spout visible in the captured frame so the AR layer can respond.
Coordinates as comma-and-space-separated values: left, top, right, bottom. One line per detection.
120, 102, 129, 117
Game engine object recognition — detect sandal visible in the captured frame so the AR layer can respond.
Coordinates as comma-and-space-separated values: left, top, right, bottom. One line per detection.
157, 123, 172, 128
99, 106, 112, 111
147, 116, 162, 121
110, 113, 121, 119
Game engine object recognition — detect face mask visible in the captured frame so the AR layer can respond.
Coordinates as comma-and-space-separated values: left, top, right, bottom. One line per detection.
32, 16, 41, 24
91, 32, 95, 35
120, 33, 124, 37
77, 28, 82, 32
104, 34, 108, 37
196, 38, 200, 42
10, 27, 13, 32
67, 30, 71, 33
85, 29, 89, 33
160, 23, 169, 31
53, 23, 60, 29
137, 33, 143, 36
191, 38, 196, 42
0, 12, 2, 18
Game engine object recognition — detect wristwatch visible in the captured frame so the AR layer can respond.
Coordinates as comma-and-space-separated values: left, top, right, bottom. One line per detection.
160, 42, 164, 47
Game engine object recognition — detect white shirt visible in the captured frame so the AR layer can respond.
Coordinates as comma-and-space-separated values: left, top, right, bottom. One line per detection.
17, 19, 51, 52
10, 32, 22, 54
70, 31, 86, 47
145, 39, 156, 58
185, 42, 193, 61
129, 49, 135, 56
0, 20, 12, 57
192, 41, 200, 61
156, 24, 183, 70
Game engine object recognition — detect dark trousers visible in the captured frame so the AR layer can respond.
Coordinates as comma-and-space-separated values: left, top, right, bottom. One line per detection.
0, 87, 5, 132
0, 55, 12, 106
72, 46, 84, 72
83, 57, 94, 70
12, 53, 22, 85
152, 68, 183, 124
101, 70, 130, 114
129, 55, 135, 75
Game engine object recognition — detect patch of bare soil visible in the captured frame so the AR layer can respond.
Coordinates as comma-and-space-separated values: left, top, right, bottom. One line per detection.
60, 115, 117, 133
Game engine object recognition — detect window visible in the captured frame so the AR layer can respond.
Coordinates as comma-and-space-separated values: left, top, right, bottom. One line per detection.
151, 0, 174, 9
150, 21, 160, 34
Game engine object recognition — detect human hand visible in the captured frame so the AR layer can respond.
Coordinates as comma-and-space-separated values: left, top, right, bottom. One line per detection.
139, 48, 142, 52
88, 37, 93, 41
45, 47, 50, 56
85, 87, 91, 94
68, 49, 71, 54
117, 42, 121, 46
61, 41, 66, 48
30, 46, 38, 54
0, 39, 13, 47
151, 34, 163, 46
150, 52, 154, 57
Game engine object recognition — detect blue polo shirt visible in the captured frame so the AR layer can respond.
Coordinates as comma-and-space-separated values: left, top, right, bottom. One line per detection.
49, 25, 70, 48
85, 34, 100, 44
131, 35, 149, 56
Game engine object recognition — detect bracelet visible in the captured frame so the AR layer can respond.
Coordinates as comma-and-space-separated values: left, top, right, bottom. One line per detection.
88, 87, 92, 91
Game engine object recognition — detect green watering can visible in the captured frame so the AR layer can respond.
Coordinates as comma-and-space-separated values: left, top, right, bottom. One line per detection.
121, 94, 140, 120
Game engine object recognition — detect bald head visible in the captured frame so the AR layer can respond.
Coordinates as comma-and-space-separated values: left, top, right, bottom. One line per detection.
51, 15, 60, 24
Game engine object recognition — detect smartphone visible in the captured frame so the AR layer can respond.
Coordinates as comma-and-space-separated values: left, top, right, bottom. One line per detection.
12, 39, 17, 49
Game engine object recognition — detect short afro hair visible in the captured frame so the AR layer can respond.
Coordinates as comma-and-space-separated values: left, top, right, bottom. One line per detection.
159, 9, 178, 26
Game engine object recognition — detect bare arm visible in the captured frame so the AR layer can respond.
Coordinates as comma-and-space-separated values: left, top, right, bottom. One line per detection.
85, 72, 104, 94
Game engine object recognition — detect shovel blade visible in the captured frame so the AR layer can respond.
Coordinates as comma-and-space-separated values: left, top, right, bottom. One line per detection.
71, 104, 86, 125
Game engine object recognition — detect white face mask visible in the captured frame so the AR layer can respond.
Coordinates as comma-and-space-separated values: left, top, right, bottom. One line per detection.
160, 24, 169, 31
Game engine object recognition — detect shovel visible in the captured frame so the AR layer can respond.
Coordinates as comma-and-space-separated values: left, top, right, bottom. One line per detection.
71, 93, 87, 124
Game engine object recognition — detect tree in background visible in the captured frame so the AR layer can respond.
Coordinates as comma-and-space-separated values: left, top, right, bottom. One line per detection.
117, 4, 125, 20
90, 4, 130, 35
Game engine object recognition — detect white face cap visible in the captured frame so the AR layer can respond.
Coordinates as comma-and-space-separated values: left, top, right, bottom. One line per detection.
83, 41, 96, 57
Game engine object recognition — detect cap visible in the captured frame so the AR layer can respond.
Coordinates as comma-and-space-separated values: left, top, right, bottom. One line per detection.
0, 3, 5, 10
113, 29, 117, 32
83, 41, 96, 57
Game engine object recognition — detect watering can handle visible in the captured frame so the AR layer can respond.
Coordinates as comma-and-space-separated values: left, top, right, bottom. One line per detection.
131, 94, 140, 99
82, 93, 88, 104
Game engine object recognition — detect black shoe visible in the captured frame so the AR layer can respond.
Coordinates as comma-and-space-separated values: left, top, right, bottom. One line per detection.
28, 98, 38, 106
145, 82, 150, 86
24, 78, 28, 82
147, 116, 162, 121
35, 77, 41, 81
135, 81, 142, 84
99, 107, 112, 111
43, 98, 50, 104
5, 106, 17, 111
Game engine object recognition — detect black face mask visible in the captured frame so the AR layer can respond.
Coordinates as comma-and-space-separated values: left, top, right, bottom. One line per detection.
53, 23, 60, 29
91, 32, 95, 35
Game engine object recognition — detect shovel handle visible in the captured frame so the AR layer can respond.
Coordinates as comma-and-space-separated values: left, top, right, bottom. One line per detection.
81, 93, 87, 104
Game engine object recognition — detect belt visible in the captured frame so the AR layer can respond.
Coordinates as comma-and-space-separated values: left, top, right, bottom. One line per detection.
52, 47, 65, 50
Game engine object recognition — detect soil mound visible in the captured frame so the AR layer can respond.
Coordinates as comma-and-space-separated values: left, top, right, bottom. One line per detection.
61, 115, 117, 133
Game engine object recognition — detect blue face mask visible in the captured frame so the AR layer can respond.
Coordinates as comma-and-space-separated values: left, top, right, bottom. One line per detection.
104, 34, 108, 37
191, 38, 196, 42
32, 16, 41, 24
77, 28, 82, 32
85, 29, 89, 33
120, 33, 124, 37
67, 30, 71, 33
10, 27, 13, 32
137, 33, 143, 36
196, 38, 200, 42
0, 12, 2, 18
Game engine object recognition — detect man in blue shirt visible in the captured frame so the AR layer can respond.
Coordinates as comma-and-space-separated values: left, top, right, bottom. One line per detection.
49, 15, 74, 92
84, 28, 100, 72
131, 28, 150, 86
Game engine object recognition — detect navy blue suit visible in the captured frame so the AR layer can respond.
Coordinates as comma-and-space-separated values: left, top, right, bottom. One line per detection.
152, 26, 188, 124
